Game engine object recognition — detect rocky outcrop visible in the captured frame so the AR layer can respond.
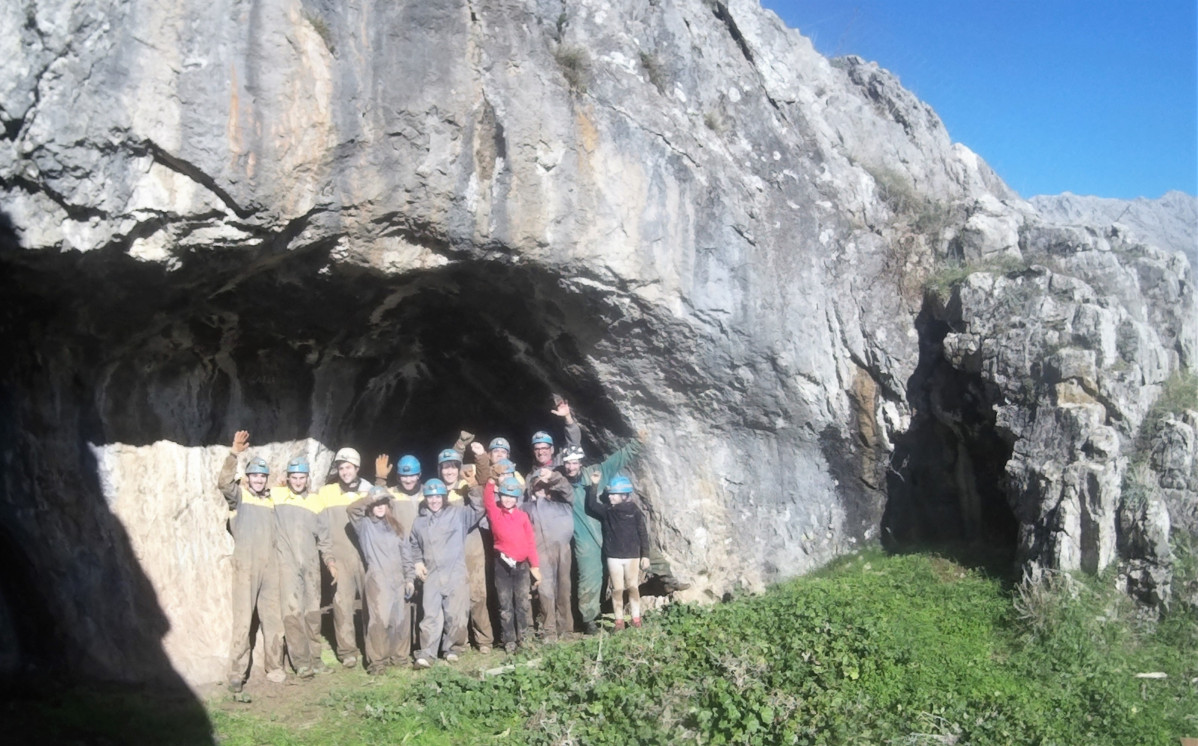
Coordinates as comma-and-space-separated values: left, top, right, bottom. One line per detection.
1, 0, 1193, 689
1030, 191, 1198, 272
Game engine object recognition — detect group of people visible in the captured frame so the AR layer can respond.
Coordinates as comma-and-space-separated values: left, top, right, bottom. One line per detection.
218, 401, 687, 691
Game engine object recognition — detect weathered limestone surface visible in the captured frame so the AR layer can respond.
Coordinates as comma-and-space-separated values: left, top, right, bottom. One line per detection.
1030, 191, 1198, 272
1, 0, 1193, 688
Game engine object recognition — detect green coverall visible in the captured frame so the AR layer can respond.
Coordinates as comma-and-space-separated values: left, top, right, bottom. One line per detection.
569, 440, 640, 626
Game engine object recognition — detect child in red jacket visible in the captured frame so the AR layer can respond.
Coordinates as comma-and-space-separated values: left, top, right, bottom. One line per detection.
484, 475, 543, 653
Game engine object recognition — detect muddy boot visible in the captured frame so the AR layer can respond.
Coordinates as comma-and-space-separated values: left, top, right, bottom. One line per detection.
227, 678, 244, 694
266, 670, 286, 684
341, 655, 358, 670
582, 620, 599, 636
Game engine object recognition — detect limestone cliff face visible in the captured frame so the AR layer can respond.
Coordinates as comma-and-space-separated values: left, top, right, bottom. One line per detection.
1, 0, 1193, 687
1030, 191, 1198, 272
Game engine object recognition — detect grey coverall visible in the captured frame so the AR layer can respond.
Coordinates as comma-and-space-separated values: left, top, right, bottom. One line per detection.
316, 480, 371, 663
448, 479, 493, 650
387, 488, 421, 660
408, 495, 484, 660
219, 453, 285, 684
272, 485, 324, 673
521, 469, 575, 640
348, 497, 415, 671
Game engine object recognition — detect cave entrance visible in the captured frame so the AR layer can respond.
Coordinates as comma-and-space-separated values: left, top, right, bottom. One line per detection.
4, 245, 636, 469
882, 306, 1019, 574
0, 241, 634, 690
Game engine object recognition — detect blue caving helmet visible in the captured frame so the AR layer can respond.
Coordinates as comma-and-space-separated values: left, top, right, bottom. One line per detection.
286, 457, 310, 474
488, 437, 511, 452
498, 476, 523, 497
245, 457, 270, 475
531, 431, 554, 446
398, 455, 422, 476
438, 448, 462, 465
422, 478, 448, 497
607, 475, 634, 494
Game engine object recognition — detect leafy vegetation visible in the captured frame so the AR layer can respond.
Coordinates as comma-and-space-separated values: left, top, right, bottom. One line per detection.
922, 254, 1030, 303
553, 45, 591, 94
866, 166, 951, 235
1139, 370, 1198, 450
204, 551, 1196, 745
303, 11, 335, 54
19, 552, 1193, 743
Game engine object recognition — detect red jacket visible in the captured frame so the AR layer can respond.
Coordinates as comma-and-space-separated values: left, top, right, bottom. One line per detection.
484, 482, 539, 567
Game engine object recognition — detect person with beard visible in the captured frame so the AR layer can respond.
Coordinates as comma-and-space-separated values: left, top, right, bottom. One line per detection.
315, 447, 372, 669
272, 456, 330, 678
217, 430, 286, 691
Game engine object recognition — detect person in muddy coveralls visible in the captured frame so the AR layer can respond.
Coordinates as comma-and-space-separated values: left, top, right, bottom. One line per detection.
272, 456, 331, 678
348, 486, 415, 674
218, 430, 286, 691
439, 444, 495, 653
408, 477, 485, 668
373, 452, 424, 662
316, 447, 371, 669
513, 442, 576, 642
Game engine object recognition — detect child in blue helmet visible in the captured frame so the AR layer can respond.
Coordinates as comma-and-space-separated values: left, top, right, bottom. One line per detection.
585, 472, 650, 630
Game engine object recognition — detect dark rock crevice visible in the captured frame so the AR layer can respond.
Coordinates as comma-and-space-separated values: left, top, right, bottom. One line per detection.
883, 304, 1019, 569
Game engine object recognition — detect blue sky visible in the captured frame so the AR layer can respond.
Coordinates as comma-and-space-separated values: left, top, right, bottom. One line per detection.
759, 1, 1198, 200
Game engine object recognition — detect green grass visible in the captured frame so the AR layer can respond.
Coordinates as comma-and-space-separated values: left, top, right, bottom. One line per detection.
216, 551, 1197, 744
1139, 370, 1198, 448
22, 551, 1198, 744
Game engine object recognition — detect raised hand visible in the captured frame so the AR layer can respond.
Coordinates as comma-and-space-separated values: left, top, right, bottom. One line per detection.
550, 398, 571, 419
375, 454, 392, 481
232, 430, 250, 454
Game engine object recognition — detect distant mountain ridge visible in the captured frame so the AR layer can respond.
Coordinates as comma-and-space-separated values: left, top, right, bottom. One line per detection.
1030, 191, 1197, 270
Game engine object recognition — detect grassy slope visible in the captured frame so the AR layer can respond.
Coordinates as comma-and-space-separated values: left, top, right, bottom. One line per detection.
210, 551, 1196, 745
18, 550, 1196, 744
